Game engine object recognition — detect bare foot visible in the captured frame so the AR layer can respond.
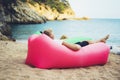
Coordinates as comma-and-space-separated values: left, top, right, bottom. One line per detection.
104, 34, 109, 40
99, 34, 110, 43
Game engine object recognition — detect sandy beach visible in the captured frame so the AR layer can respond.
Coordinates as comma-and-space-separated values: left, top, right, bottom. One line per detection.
0, 41, 120, 80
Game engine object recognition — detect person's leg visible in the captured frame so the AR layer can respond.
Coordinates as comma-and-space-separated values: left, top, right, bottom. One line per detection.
62, 35, 109, 51
87, 34, 110, 44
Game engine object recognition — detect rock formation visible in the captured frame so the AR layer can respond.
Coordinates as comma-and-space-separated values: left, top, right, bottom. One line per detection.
0, 0, 75, 40
1, 0, 75, 23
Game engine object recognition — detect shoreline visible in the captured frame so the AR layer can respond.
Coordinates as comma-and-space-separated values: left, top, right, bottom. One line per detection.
0, 41, 120, 80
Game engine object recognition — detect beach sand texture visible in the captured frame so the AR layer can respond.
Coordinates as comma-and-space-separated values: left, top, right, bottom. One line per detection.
0, 41, 120, 80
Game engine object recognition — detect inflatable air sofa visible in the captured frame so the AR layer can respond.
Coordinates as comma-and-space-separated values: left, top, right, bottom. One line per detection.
25, 34, 110, 69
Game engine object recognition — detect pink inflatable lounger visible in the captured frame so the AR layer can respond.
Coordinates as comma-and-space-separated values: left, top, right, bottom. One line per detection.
25, 34, 110, 69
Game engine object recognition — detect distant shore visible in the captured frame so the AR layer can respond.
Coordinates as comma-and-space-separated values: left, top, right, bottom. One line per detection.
0, 41, 120, 80
63, 16, 90, 20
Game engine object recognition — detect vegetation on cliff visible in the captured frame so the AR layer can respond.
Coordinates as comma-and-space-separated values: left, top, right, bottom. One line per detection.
22, 0, 69, 13
2, 0, 70, 13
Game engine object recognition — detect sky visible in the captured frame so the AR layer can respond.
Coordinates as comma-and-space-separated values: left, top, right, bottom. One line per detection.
68, 0, 120, 18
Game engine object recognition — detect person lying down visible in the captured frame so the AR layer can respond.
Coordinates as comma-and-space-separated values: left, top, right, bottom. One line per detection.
41, 29, 109, 51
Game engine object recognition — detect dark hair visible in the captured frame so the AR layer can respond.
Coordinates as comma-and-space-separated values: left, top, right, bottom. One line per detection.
43, 30, 51, 36
42, 29, 52, 36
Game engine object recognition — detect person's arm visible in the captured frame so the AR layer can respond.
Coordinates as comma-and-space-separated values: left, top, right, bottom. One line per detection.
62, 41, 81, 51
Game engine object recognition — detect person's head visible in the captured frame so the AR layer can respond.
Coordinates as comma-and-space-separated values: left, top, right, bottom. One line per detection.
43, 29, 54, 39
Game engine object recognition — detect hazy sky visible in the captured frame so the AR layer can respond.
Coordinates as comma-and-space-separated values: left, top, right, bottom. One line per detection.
68, 0, 120, 18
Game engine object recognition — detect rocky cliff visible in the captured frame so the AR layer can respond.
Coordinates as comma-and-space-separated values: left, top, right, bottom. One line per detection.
0, 2, 12, 40
0, 0, 75, 40
1, 0, 75, 23
28, 2, 75, 20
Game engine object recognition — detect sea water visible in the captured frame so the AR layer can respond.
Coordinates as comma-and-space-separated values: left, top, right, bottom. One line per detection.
11, 19, 120, 47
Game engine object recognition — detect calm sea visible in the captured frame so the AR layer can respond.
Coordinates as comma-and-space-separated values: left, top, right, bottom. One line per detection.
11, 19, 120, 46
